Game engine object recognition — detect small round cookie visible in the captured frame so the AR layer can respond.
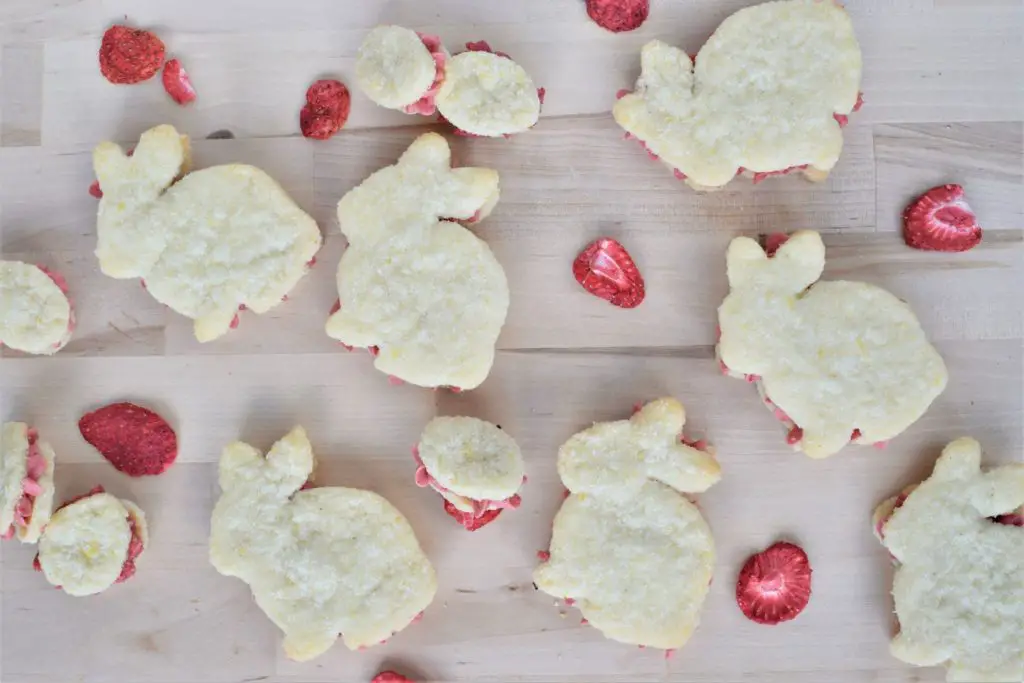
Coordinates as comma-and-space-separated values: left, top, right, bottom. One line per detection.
0, 260, 74, 355
37, 489, 147, 596
717, 231, 947, 458
534, 398, 722, 651
876, 437, 1024, 682
209, 426, 437, 661
355, 26, 444, 110
414, 416, 524, 527
1, 422, 56, 543
435, 50, 541, 137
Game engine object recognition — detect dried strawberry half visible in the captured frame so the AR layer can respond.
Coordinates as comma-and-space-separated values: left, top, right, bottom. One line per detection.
736, 541, 812, 625
372, 673, 414, 683
903, 184, 982, 252
585, 0, 650, 33
573, 238, 645, 308
443, 499, 503, 531
79, 402, 177, 477
99, 25, 166, 85
162, 58, 196, 105
300, 79, 351, 141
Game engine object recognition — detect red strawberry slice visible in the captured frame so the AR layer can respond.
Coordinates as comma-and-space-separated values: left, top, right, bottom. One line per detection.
78, 402, 177, 477
736, 541, 812, 625
443, 498, 503, 531
903, 184, 982, 252
372, 673, 414, 683
573, 238, 645, 308
585, 0, 650, 33
162, 58, 197, 105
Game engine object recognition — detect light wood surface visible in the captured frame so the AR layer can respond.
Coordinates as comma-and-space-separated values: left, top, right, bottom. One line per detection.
1, 2, 1022, 682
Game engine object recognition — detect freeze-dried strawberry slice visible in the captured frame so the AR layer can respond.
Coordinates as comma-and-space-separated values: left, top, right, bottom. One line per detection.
372, 673, 414, 683
79, 402, 178, 477
162, 58, 196, 105
300, 79, 351, 140
443, 499, 503, 531
573, 238, 645, 308
903, 184, 982, 252
736, 541, 812, 625
586, 0, 650, 33
99, 25, 166, 85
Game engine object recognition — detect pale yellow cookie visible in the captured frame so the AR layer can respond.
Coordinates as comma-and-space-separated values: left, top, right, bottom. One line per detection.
37, 491, 145, 597
415, 416, 524, 513
209, 426, 437, 661
326, 132, 508, 390
94, 124, 322, 342
355, 25, 441, 110
534, 398, 721, 650
435, 51, 541, 137
613, 0, 862, 189
0, 422, 56, 544
876, 438, 1024, 682
717, 231, 947, 458
0, 260, 73, 354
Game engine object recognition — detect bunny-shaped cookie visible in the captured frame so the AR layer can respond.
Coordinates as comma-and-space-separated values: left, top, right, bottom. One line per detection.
93, 124, 322, 342
534, 398, 721, 650
209, 426, 436, 661
717, 231, 947, 458
876, 438, 1024, 682
613, 0, 862, 190
326, 132, 508, 390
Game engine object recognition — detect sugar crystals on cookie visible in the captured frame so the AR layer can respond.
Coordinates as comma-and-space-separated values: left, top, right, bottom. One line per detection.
1, 260, 75, 355
534, 398, 721, 653
875, 438, 1023, 682
92, 124, 322, 342
209, 426, 436, 661
717, 230, 947, 458
326, 132, 508, 390
613, 0, 862, 190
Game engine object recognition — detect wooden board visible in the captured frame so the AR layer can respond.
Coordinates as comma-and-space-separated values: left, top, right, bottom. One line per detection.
1, 2, 1021, 682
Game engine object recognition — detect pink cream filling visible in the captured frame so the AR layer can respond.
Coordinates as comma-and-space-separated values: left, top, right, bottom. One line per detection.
412, 445, 524, 518
2, 429, 46, 540
37, 265, 76, 347
402, 33, 447, 116
617, 89, 864, 182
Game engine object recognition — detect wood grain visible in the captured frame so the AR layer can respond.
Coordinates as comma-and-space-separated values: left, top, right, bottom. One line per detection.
1, 1, 1022, 682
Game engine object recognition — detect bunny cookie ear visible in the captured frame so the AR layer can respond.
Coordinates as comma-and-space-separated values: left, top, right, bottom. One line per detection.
558, 398, 721, 499
632, 398, 722, 494
93, 124, 190, 200
218, 426, 314, 498
398, 133, 499, 223
94, 125, 192, 278
726, 230, 826, 294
